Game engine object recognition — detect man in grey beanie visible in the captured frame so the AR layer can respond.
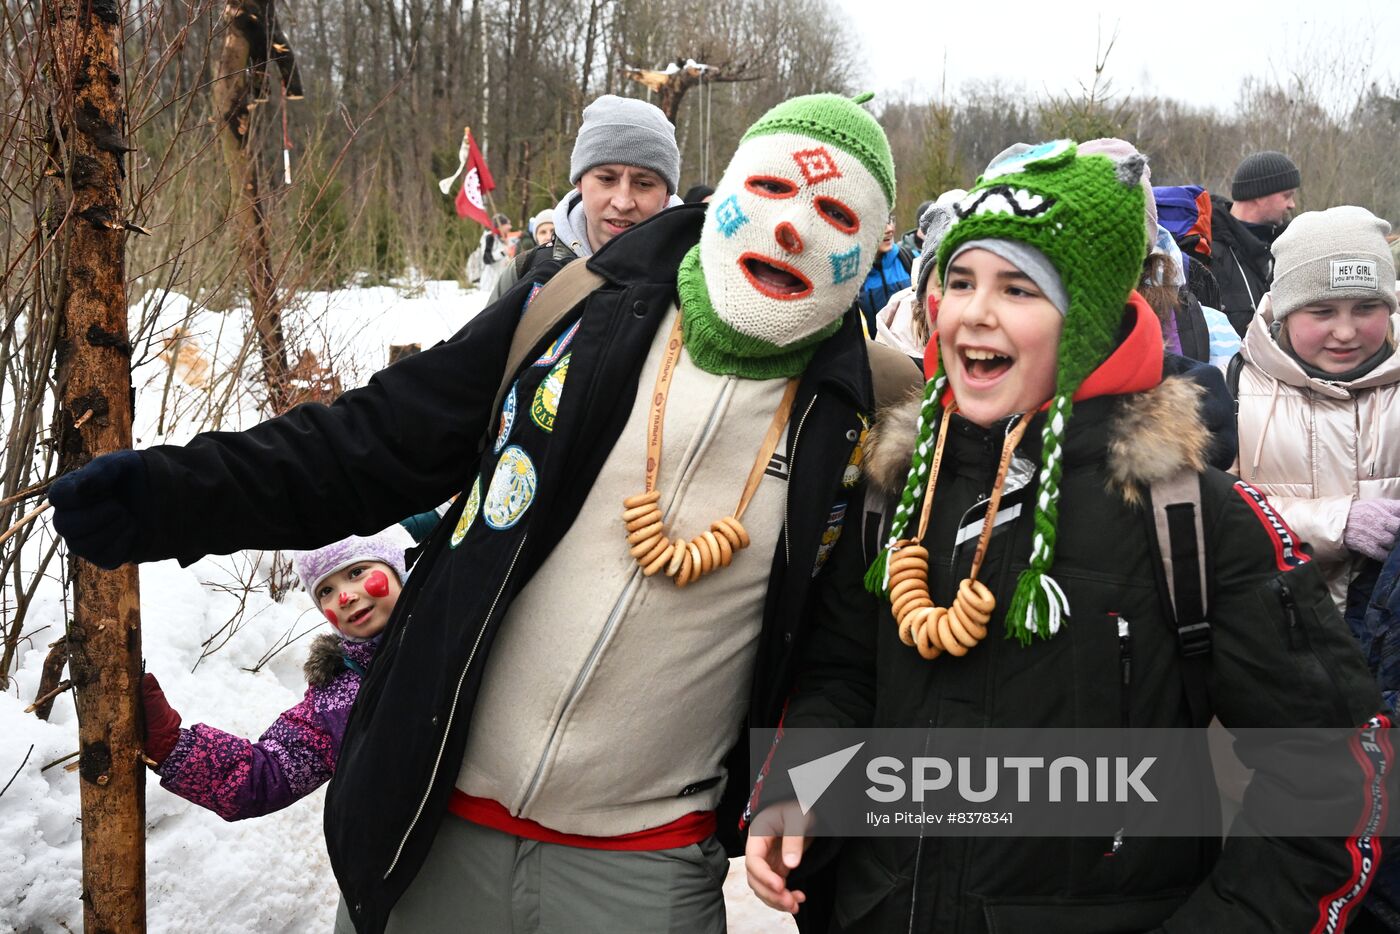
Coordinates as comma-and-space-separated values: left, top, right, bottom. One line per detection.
1210, 149, 1302, 335
487, 94, 683, 302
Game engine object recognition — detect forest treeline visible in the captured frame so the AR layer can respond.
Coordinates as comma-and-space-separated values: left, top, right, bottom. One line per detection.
6, 0, 1399, 300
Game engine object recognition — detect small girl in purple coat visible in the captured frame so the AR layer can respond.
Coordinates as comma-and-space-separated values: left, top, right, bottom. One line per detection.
141, 527, 409, 820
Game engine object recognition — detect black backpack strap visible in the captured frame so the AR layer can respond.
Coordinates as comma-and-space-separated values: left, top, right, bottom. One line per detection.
1146, 469, 1213, 727
1175, 292, 1211, 363
1225, 351, 1245, 417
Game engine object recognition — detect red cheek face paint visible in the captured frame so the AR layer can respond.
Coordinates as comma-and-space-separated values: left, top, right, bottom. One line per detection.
324, 609, 341, 628
364, 570, 391, 598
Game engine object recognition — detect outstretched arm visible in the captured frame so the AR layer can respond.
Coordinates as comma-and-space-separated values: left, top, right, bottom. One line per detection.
52, 282, 534, 567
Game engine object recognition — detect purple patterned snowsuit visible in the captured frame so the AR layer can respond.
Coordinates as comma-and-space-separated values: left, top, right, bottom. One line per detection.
158, 634, 377, 820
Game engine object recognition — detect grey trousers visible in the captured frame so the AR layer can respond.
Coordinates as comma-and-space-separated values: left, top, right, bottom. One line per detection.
346, 816, 730, 934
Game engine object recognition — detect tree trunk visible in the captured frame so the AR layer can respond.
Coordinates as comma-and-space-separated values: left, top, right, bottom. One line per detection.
213, 0, 289, 411
43, 0, 146, 925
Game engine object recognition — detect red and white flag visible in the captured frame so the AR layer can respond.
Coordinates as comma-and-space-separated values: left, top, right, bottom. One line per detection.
438, 127, 497, 230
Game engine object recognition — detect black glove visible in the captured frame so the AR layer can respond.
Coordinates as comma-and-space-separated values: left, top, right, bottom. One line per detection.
49, 450, 152, 569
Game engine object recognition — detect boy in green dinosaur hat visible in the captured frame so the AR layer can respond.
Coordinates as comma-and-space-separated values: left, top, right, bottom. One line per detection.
746, 140, 1388, 933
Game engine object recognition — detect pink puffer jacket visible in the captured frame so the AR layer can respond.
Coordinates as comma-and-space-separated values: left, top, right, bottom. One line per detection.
1236, 295, 1400, 609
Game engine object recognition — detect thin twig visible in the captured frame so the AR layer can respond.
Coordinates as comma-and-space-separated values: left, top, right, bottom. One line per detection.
70, 408, 94, 430
24, 678, 72, 713
0, 479, 52, 511
0, 501, 50, 550
0, 744, 33, 798
41, 749, 80, 772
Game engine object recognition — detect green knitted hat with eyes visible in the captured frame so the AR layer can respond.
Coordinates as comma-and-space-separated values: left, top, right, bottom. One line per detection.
866, 140, 1150, 645
741, 92, 896, 206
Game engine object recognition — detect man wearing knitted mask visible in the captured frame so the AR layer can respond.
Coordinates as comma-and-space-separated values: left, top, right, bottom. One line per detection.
49, 93, 919, 933
488, 94, 684, 303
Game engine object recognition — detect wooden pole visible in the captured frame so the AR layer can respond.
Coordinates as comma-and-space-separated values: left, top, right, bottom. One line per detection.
42, 0, 146, 925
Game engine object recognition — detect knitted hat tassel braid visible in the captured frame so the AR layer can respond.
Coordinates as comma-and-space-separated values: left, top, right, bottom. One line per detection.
1005, 392, 1073, 644
864, 373, 945, 595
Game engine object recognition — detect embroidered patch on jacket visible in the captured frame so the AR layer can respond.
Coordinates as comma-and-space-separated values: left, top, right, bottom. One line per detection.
522, 282, 544, 314
1233, 480, 1310, 570
842, 418, 869, 488
1330, 259, 1378, 290
813, 501, 848, 577
792, 147, 842, 185
830, 245, 862, 284
450, 476, 482, 548
533, 320, 580, 367
530, 353, 569, 432
484, 445, 538, 530
494, 382, 518, 454
765, 451, 790, 481
714, 194, 749, 237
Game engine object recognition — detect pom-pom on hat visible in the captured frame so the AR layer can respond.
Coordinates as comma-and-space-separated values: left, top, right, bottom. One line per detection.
870, 140, 1151, 645
292, 526, 413, 599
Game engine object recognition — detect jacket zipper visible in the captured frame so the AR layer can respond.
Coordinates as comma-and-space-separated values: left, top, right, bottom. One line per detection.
384, 532, 529, 880
1116, 614, 1132, 728
516, 375, 737, 813
783, 393, 819, 566
1277, 580, 1303, 649
1112, 613, 1131, 856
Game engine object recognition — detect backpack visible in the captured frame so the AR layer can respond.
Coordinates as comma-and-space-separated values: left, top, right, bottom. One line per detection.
1153, 185, 1214, 274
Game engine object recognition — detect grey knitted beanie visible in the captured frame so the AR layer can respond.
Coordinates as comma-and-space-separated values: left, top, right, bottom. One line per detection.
570, 95, 681, 194
1231, 151, 1301, 201
1270, 205, 1397, 320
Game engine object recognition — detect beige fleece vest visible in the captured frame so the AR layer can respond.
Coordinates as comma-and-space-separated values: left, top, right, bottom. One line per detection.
457, 304, 792, 836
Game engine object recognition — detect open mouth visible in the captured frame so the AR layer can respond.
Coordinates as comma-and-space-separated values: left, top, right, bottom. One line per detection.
346, 606, 373, 626
961, 347, 1013, 382
955, 185, 1055, 220
738, 252, 813, 300
604, 218, 635, 233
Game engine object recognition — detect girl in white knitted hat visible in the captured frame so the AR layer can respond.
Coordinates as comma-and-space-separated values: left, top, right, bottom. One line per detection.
1234, 205, 1400, 616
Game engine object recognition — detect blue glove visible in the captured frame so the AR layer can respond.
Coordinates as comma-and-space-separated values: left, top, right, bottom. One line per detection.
49, 450, 152, 569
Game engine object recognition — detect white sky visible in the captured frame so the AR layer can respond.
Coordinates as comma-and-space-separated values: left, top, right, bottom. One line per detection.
832, 0, 1400, 114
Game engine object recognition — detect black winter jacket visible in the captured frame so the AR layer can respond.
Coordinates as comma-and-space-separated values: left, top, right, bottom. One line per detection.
764, 375, 1387, 934
129, 205, 893, 932
1210, 195, 1278, 336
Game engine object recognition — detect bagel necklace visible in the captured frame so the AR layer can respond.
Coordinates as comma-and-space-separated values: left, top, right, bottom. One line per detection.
887, 405, 1034, 659
622, 311, 798, 588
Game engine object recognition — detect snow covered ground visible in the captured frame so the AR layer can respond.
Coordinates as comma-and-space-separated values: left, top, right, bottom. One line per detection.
0, 279, 794, 933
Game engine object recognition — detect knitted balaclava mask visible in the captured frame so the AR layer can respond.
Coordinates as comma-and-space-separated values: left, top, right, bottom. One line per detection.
868, 140, 1149, 645
679, 93, 894, 379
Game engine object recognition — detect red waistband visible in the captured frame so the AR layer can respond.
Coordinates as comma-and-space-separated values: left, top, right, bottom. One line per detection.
449, 792, 716, 851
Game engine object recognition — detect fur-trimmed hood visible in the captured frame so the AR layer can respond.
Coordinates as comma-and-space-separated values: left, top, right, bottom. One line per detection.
303, 632, 379, 688
304, 633, 348, 688
864, 375, 1211, 507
